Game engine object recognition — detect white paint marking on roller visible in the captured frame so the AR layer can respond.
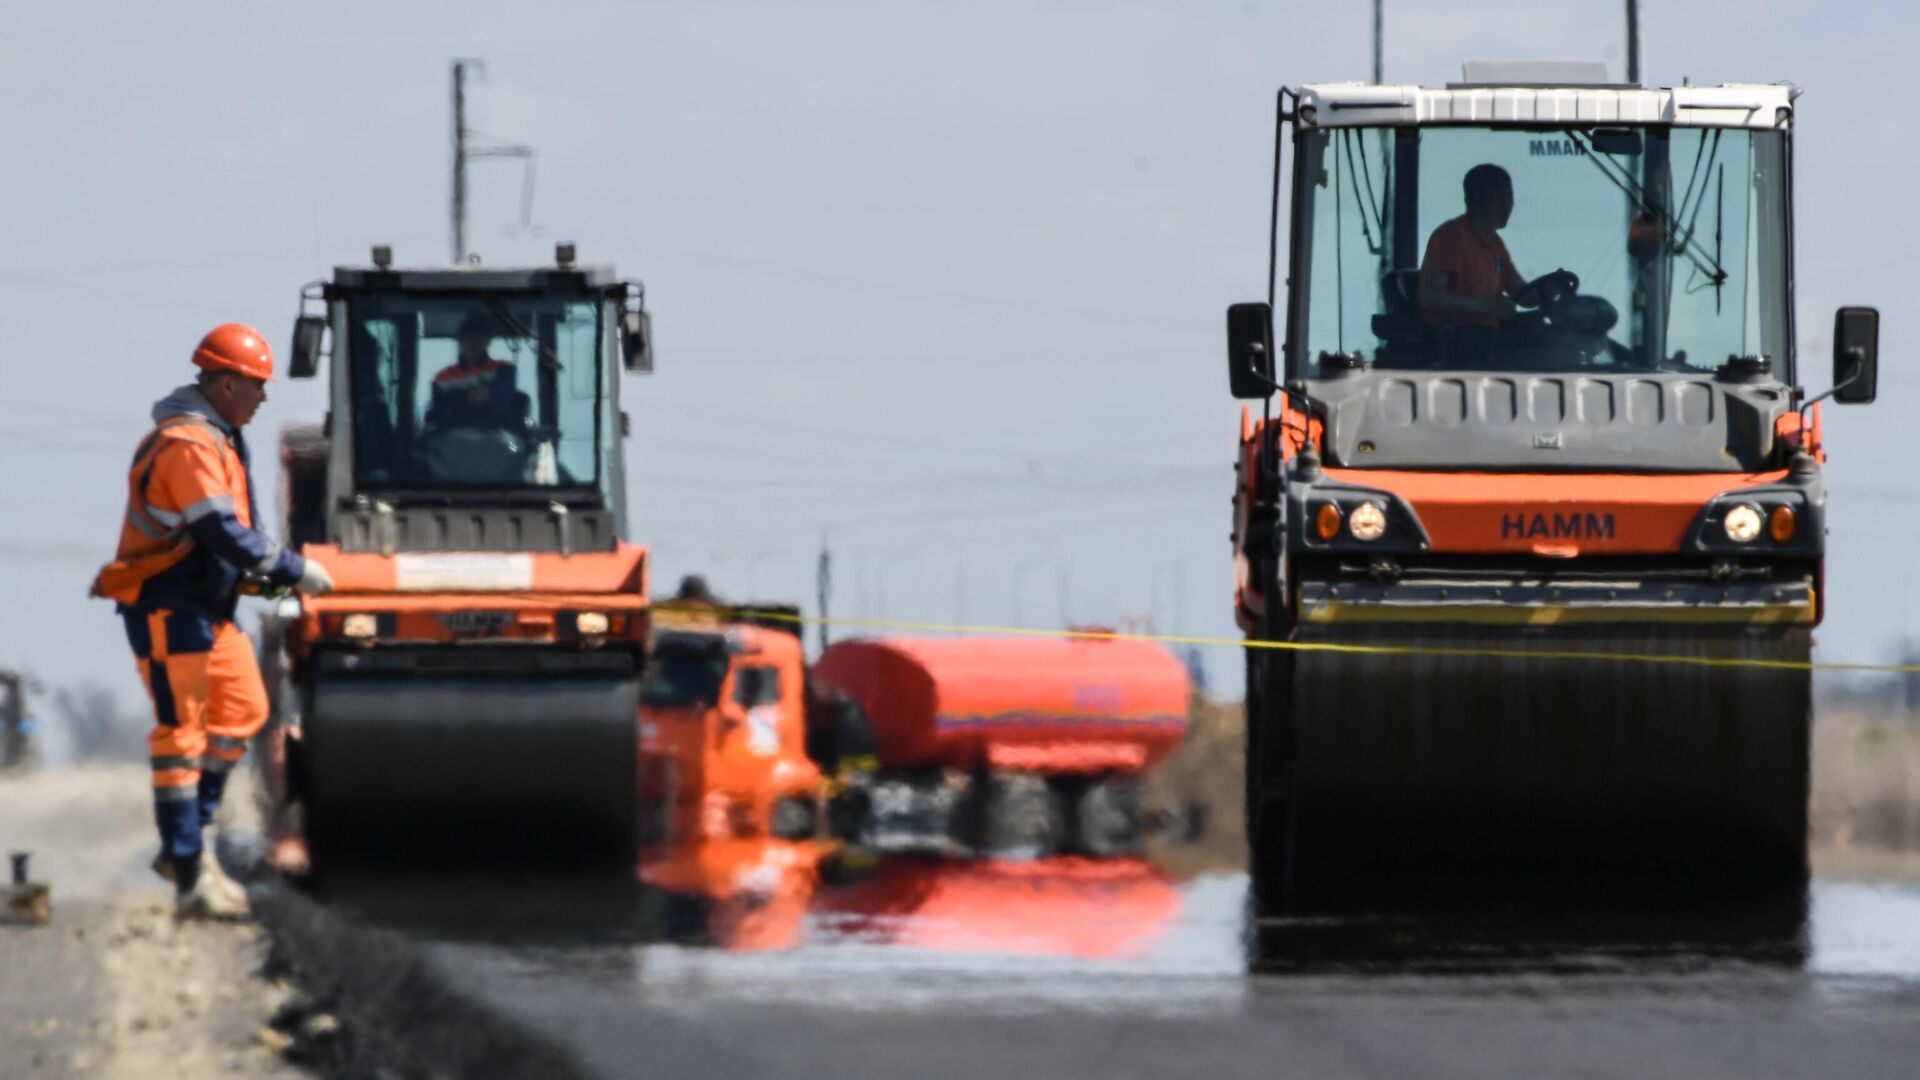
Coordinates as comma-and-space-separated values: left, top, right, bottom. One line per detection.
393, 553, 535, 592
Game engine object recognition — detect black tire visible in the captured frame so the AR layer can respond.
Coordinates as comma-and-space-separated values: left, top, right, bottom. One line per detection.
976, 771, 1065, 858
1073, 776, 1144, 857
770, 796, 818, 840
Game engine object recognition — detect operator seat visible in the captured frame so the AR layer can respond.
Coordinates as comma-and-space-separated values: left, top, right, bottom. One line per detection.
1370, 269, 1446, 368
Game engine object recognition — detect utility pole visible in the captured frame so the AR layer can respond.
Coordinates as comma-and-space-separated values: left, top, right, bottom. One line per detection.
1625, 0, 1641, 85
1372, 0, 1384, 84
449, 58, 538, 265
451, 59, 473, 264
816, 539, 833, 653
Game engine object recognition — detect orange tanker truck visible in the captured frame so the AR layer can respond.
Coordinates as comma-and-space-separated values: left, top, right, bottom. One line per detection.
638, 595, 1191, 857
266, 243, 657, 868
810, 633, 1190, 857
1225, 70, 1879, 912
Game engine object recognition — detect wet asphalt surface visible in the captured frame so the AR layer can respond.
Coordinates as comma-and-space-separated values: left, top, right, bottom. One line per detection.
305, 853, 1920, 1080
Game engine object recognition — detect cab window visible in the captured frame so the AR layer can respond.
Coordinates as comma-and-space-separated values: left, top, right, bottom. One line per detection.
733, 666, 781, 708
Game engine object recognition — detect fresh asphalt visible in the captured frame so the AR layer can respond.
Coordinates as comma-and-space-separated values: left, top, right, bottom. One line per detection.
284, 859, 1920, 1080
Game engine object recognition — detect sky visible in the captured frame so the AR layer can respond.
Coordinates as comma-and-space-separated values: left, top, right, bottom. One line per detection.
2, 0, 1916, 715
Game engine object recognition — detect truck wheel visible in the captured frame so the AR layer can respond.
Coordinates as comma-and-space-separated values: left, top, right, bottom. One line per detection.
1073, 776, 1144, 857
770, 796, 818, 840
976, 771, 1065, 858
825, 786, 871, 842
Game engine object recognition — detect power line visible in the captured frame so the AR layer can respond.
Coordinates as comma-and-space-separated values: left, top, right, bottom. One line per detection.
563, 228, 1213, 332
0, 271, 236, 316
668, 344, 1202, 368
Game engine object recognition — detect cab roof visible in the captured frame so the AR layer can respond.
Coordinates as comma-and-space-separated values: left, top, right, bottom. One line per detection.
1295, 81, 1794, 131
328, 264, 623, 291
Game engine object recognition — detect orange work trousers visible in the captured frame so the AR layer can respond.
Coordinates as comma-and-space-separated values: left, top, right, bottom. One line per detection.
122, 608, 268, 864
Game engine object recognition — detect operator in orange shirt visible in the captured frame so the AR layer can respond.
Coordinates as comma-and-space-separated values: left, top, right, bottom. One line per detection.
1419, 163, 1530, 363
426, 311, 523, 431
91, 324, 335, 919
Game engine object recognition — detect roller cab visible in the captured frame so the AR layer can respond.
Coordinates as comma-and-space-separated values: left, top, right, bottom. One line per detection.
1226, 72, 1879, 913
275, 246, 656, 868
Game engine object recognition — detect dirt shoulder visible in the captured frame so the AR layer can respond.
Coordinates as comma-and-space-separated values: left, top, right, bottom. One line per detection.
0, 765, 307, 1079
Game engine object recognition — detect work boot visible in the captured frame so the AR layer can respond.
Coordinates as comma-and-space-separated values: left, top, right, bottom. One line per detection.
152, 844, 248, 910
175, 873, 251, 921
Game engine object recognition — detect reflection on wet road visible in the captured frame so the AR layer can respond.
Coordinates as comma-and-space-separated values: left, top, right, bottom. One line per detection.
306, 846, 1920, 1079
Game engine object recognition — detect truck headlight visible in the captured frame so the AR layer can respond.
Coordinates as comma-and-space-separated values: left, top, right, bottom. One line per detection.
342, 613, 378, 639
1348, 501, 1387, 542
1723, 503, 1763, 543
576, 611, 610, 635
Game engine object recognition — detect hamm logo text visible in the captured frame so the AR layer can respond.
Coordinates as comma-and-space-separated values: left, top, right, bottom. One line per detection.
1501, 512, 1616, 541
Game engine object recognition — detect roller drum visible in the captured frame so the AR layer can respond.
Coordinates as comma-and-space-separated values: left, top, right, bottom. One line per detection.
1259, 623, 1810, 912
304, 669, 640, 866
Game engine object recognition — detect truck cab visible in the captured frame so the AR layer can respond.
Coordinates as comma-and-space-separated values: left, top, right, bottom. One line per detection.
640, 608, 823, 844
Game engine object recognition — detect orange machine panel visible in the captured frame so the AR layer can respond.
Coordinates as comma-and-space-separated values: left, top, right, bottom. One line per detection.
811, 637, 1190, 775
1328, 467, 1795, 557
302, 542, 649, 595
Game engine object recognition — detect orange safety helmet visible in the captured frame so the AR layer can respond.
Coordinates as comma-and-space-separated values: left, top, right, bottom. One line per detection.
192, 323, 276, 381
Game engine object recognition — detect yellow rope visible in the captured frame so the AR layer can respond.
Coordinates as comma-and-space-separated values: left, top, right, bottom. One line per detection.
660, 604, 1920, 676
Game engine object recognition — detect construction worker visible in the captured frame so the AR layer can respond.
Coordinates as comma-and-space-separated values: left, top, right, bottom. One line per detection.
91, 324, 335, 920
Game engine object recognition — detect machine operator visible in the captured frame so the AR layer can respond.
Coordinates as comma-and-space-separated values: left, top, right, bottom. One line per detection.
425, 311, 524, 431
1419, 163, 1531, 363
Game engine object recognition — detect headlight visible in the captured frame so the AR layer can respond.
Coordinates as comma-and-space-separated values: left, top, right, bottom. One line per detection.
341, 613, 378, 639
1313, 502, 1342, 541
1348, 501, 1387, 542
1723, 503, 1763, 543
576, 611, 610, 635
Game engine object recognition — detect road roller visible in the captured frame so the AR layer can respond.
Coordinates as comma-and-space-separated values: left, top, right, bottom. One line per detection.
268, 243, 655, 868
1224, 69, 1880, 913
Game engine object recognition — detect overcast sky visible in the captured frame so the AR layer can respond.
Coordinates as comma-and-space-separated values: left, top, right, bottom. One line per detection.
2, 0, 1914, 710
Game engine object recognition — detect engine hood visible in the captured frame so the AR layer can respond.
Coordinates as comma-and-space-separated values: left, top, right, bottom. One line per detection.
1309, 371, 1793, 473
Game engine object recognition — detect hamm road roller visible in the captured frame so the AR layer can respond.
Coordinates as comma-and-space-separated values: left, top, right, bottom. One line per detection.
271, 243, 655, 868
1225, 68, 1879, 912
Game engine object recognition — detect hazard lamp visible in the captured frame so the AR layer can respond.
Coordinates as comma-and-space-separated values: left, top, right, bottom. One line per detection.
1313, 502, 1342, 541
1770, 505, 1796, 543
1348, 501, 1387, 542
1722, 503, 1764, 544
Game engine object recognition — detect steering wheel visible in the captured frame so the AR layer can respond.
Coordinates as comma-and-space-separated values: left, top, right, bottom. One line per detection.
1514, 268, 1579, 312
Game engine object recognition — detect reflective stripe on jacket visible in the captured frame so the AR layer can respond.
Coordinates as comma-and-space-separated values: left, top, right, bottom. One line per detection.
91, 386, 304, 618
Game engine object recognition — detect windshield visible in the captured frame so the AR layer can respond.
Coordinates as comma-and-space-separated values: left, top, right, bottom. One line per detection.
346, 294, 604, 488
642, 645, 730, 709
1291, 124, 1789, 380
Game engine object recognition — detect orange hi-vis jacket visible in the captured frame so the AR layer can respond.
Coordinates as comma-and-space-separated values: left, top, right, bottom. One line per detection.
92, 386, 306, 621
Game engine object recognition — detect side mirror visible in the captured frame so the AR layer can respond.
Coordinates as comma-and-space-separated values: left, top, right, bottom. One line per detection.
622, 308, 653, 373
1226, 302, 1276, 400
289, 315, 326, 379
1831, 306, 1879, 405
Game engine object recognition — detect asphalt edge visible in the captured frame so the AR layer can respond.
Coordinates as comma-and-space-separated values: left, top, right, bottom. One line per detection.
251, 877, 589, 1079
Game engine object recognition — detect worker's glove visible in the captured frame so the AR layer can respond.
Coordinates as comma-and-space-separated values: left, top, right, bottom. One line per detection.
296, 560, 336, 596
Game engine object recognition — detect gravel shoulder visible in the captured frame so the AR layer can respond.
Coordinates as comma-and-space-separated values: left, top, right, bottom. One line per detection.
0, 764, 307, 1078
